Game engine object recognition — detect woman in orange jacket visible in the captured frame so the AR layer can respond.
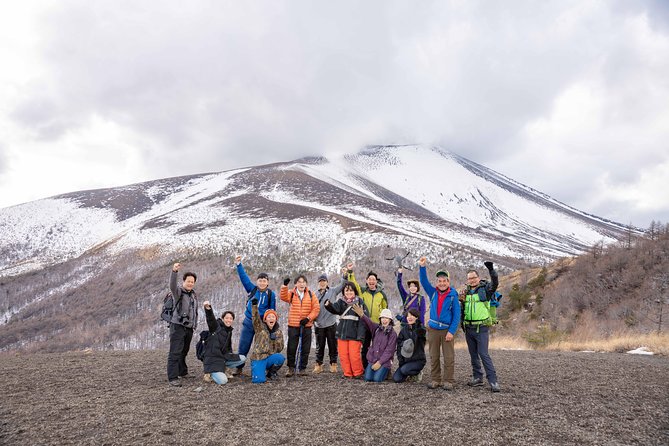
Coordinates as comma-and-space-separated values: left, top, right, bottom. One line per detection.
280, 275, 320, 376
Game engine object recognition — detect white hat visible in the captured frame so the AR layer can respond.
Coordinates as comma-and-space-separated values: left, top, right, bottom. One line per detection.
379, 309, 393, 320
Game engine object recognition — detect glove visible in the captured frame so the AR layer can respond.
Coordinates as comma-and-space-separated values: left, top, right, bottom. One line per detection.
283, 277, 291, 286
484, 261, 494, 270
300, 318, 310, 326
395, 314, 403, 322
251, 298, 258, 305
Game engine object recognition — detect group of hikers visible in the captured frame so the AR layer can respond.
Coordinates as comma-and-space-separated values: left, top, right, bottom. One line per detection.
166, 255, 501, 392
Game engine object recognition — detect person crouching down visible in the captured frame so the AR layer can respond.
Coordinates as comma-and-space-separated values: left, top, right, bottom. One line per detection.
323, 282, 368, 379
202, 301, 246, 385
393, 308, 427, 383
352, 306, 397, 382
250, 299, 285, 383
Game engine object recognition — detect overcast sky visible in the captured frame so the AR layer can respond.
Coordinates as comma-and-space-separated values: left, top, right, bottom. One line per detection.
1, 1, 667, 227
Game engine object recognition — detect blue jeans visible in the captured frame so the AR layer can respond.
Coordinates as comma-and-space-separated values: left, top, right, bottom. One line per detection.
364, 364, 389, 382
210, 355, 247, 385
392, 361, 425, 383
251, 353, 285, 383
237, 318, 255, 367
465, 325, 497, 383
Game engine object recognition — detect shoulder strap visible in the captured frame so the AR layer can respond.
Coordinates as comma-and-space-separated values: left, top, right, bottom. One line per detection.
246, 286, 258, 302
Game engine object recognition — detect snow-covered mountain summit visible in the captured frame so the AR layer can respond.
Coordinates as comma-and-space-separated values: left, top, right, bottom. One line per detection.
0, 144, 628, 277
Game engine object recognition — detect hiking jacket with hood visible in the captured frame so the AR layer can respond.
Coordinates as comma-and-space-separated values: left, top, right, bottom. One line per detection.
169, 270, 198, 329
251, 304, 284, 361
396, 271, 427, 324
237, 263, 276, 321
396, 320, 427, 367
314, 278, 346, 328
324, 296, 369, 341
349, 272, 388, 323
463, 267, 499, 325
202, 307, 241, 373
361, 315, 397, 369
419, 266, 460, 335
279, 285, 320, 328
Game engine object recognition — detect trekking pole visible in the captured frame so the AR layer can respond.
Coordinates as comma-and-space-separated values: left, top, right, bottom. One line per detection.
296, 325, 303, 371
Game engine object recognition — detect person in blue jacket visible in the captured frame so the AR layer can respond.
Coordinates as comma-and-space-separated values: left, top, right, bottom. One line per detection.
233, 255, 276, 375
419, 256, 460, 390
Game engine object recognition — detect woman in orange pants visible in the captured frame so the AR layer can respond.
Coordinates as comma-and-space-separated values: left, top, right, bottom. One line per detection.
324, 281, 369, 378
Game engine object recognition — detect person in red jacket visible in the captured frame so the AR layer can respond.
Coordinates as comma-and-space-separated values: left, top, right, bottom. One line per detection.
280, 275, 320, 376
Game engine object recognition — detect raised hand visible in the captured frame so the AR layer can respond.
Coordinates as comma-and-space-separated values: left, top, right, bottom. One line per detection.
203, 300, 211, 309
251, 298, 258, 306
351, 303, 364, 317
234, 255, 242, 265
283, 277, 291, 286
173, 262, 181, 272
418, 257, 427, 267
484, 261, 494, 270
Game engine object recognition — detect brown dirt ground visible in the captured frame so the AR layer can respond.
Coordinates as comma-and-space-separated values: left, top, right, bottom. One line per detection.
0, 348, 667, 446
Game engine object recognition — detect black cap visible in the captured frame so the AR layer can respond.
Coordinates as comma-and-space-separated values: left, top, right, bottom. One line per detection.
257, 273, 269, 280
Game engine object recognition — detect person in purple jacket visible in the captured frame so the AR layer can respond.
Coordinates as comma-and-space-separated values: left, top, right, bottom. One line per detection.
419, 256, 460, 390
352, 305, 397, 382
395, 268, 426, 325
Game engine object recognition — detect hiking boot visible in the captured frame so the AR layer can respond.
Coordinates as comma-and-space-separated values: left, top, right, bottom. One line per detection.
286, 367, 295, 377
416, 371, 423, 383
427, 382, 441, 389
329, 363, 338, 373
203, 373, 212, 383
225, 371, 235, 380
490, 382, 501, 393
467, 377, 484, 387
266, 365, 281, 380
168, 379, 182, 387
313, 364, 323, 374
443, 382, 454, 391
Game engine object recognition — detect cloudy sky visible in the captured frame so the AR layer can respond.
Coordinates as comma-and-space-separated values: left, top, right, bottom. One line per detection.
1, 1, 667, 227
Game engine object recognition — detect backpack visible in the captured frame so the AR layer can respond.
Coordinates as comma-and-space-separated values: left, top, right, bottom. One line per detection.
160, 292, 174, 323
196, 329, 211, 361
488, 291, 503, 325
246, 287, 275, 308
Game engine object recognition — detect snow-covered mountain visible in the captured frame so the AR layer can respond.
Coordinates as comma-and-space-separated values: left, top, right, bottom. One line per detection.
0, 144, 636, 351
1, 144, 628, 278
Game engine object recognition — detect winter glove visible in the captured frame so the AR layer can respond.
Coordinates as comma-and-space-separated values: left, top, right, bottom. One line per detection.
251, 298, 258, 306
299, 318, 310, 327
484, 261, 494, 271
395, 314, 403, 322
283, 277, 291, 286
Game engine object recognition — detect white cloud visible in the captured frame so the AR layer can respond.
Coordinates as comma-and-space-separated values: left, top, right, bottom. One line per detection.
0, 0, 667, 227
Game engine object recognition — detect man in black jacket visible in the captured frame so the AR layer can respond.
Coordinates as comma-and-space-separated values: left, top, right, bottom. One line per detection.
167, 262, 198, 387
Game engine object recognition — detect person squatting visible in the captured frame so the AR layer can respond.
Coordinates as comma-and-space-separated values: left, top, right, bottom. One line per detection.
165, 256, 502, 392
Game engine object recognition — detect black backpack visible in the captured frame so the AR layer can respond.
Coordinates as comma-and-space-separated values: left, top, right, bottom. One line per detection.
195, 330, 211, 361
160, 292, 175, 323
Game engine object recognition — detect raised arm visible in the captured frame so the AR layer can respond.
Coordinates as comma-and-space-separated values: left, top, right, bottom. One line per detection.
484, 261, 499, 296
235, 256, 255, 292
203, 303, 218, 333
419, 264, 436, 298
396, 270, 408, 303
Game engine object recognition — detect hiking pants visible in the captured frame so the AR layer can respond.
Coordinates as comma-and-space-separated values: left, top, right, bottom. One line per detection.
427, 327, 455, 385
237, 317, 255, 367
251, 353, 285, 383
167, 323, 193, 381
361, 329, 372, 369
209, 355, 247, 385
338, 339, 363, 377
315, 324, 338, 365
393, 361, 426, 383
364, 364, 390, 382
465, 325, 497, 383
287, 326, 312, 370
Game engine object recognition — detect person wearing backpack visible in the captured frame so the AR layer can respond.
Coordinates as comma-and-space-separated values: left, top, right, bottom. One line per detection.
393, 308, 427, 383
313, 264, 351, 374
234, 255, 277, 376
395, 268, 426, 325
351, 305, 397, 382
200, 301, 246, 385
280, 274, 320, 376
461, 261, 501, 393
323, 281, 369, 379
419, 256, 460, 390
167, 262, 199, 387
250, 299, 285, 383
348, 271, 388, 369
